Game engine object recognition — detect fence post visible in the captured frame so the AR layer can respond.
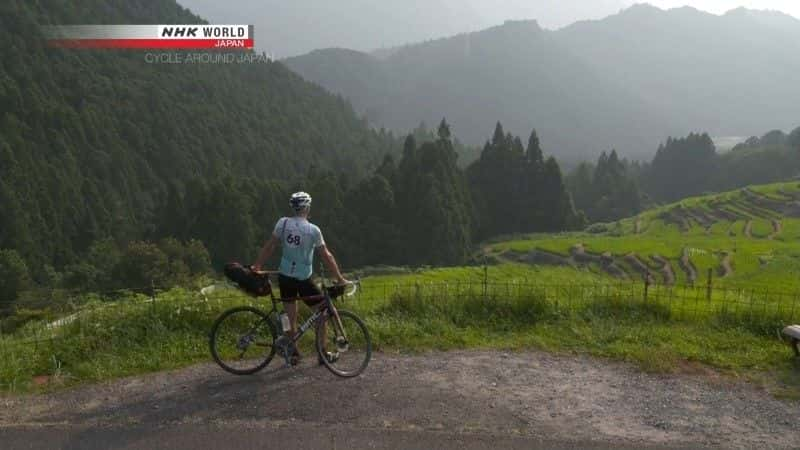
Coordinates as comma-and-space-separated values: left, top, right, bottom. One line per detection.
150, 279, 157, 313
706, 268, 713, 301
483, 264, 488, 302
644, 269, 650, 302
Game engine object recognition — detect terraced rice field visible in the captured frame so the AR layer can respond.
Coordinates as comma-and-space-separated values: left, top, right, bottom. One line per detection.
486, 182, 800, 291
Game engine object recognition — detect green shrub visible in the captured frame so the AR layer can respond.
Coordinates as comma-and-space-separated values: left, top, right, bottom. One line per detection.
0, 249, 30, 312
585, 223, 610, 234
382, 285, 556, 329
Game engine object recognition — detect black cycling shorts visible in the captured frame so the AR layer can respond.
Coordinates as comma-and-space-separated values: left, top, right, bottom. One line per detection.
278, 274, 323, 306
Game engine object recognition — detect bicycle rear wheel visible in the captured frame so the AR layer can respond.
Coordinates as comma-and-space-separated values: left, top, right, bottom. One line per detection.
316, 309, 371, 378
209, 306, 277, 375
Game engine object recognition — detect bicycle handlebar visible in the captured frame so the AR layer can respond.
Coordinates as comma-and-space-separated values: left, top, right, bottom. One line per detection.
250, 267, 360, 297
343, 279, 360, 297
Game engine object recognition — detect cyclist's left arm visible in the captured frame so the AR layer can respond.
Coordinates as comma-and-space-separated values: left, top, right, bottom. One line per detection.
318, 245, 347, 284
315, 227, 347, 284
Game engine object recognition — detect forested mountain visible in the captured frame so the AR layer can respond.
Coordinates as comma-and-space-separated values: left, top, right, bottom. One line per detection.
0, 0, 396, 280
556, 5, 800, 145
0, 0, 582, 306
285, 5, 800, 161
286, 19, 661, 161
179, 0, 483, 58
178, 0, 626, 58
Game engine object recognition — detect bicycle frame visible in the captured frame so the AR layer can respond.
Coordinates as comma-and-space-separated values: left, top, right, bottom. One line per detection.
259, 275, 350, 366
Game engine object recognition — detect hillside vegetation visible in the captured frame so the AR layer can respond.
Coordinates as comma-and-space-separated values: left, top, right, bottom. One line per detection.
0, 0, 396, 273
3, 259, 798, 396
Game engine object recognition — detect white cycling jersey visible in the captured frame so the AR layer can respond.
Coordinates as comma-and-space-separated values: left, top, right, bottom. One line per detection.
273, 216, 325, 281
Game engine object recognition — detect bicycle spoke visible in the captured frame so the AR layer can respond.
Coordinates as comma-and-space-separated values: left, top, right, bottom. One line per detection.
210, 307, 277, 375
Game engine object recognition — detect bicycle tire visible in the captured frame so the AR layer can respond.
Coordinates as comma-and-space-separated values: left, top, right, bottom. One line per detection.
316, 309, 371, 378
209, 306, 277, 375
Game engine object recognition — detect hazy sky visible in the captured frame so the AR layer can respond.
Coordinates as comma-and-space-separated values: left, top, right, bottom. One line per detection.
179, 0, 800, 57
639, 1, 800, 18
483, 1, 800, 29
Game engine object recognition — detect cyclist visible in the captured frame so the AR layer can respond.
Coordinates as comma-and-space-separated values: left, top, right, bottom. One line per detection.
252, 191, 349, 365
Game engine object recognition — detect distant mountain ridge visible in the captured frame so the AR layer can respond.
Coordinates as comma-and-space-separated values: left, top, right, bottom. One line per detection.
285, 4, 800, 161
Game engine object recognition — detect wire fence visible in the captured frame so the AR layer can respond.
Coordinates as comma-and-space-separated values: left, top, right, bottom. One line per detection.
2, 272, 799, 347
374, 279, 799, 323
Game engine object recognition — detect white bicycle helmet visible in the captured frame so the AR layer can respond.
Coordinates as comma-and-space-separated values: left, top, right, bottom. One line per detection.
289, 192, 312, 211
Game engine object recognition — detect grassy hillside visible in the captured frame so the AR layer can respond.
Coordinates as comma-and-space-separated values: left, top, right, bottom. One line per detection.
485, 181, 800, 290
3, 259, 798, 396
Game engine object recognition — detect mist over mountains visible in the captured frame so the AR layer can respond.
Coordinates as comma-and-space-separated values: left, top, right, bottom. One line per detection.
178, 0, 630, 58
283, 4, 800, 160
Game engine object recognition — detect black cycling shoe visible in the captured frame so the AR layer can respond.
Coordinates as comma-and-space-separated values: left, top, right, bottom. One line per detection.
318, 351, 339, 365
290, 348, 302, 366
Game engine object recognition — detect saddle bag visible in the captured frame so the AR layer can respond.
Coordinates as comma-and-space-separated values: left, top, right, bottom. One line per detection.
223, 262, 272, 297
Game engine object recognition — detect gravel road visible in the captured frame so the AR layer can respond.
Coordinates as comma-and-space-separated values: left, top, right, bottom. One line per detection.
1, 351, 798, 449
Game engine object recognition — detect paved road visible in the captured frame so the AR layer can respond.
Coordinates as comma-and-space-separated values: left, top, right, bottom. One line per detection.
1, 423, 691, 450
2, 351, 797, 449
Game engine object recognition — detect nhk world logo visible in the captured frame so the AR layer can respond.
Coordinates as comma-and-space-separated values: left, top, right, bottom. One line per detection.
43, 25, 254, 49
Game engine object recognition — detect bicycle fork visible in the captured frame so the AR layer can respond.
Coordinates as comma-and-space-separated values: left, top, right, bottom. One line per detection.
328, 305, 349, 353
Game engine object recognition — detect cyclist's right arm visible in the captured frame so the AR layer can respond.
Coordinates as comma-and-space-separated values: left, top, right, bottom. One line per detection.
253, 218, 286, 270
252, 234, 279, 271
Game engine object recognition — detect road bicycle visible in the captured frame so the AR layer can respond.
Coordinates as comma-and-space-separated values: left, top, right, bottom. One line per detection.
209, 273, 371, 378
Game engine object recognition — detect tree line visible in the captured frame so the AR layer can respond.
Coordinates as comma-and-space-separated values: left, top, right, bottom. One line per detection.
566, 127, 800, 223
1, 118, 582, 309
156, 120, 579, 270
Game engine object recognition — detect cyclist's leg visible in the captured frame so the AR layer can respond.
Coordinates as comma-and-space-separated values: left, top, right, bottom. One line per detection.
277, 275, 300, 337
278, 275, 303, 365
297, 279, 327, 362
278, 275, 300, 365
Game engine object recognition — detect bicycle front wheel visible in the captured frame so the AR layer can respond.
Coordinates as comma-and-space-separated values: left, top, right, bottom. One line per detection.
209, 306, 277, 375
316, 309, 371, 378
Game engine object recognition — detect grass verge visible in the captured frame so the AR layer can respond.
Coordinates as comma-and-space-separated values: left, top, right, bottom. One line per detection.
1, 270, 798, 398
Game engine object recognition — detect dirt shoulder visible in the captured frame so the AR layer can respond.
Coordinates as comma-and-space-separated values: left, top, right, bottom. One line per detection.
2, 351, 798, 449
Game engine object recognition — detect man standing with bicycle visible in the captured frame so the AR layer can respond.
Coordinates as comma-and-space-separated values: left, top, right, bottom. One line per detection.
252, 191, 349, 365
